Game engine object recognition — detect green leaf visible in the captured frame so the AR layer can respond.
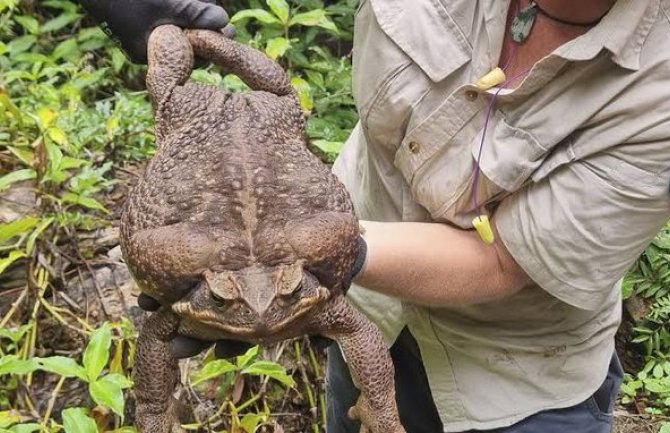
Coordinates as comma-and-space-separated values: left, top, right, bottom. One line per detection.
0, 355, 39, 375
62, 193, 109, 213
191, 359, 238, 386
290, 76, 313, 111
52, 38, 79, 61
653, 363, 665, 379
7, 147, 33, 167
312, 139, 342, 154
0, 251, 27, 276
289, 10, 338, 33
41, 13, 82, 32
0, 325, 31, 344
242, 360, 295, 387
0, 169, 36, 192
644, 379, 668, 393
89, 374, 129, 417
265, 37, 290, 60
44, 139, 64, 183
14, 16, 39, 34
0, 410, 20, 429
659, 422, 670, 433
109, 47, 127, 73
0, 217, 39, 243
9, 424, 41, 433
267, 0, 290, 24
47, 127, 69, 147
230, 9, 281, 25
83, 323, 112, 382
7, 35, 36, 54
36, 356, 87, 381
236, 345, 259, 369
239, 413, 264, 433
62, 408, 97, 433
25, 216, 54, 255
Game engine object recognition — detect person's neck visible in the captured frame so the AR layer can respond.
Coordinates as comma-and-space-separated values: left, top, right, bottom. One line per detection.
533, 0, 617, 26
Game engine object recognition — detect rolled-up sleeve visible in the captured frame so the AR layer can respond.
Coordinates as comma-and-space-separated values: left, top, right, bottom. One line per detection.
496, 149, 670, 310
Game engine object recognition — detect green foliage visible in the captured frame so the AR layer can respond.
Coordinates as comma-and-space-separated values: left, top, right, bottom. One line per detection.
228, 0, 358, 160
622, 222, 670, 415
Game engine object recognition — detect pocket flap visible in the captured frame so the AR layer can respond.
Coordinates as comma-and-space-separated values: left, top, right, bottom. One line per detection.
370, 0, 471, 82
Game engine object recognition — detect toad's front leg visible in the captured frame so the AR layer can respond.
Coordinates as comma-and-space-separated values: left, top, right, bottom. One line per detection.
134, 310, 183, 433
312, 297, 406, 433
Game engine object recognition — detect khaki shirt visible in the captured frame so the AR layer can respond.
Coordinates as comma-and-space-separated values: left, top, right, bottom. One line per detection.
332, 0, 670, 431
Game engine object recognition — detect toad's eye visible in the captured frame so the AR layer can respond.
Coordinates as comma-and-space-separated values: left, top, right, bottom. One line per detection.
210, 290, 229, 308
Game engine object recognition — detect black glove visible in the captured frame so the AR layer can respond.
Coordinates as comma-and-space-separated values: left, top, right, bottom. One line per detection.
78, 0, 230, 63
137, 293, 253, 359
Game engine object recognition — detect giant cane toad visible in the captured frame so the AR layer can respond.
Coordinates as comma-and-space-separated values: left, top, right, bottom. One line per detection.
119, 25, 405, 433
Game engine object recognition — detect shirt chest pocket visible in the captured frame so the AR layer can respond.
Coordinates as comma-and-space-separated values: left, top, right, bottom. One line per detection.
397, 111, 554, 223
353, 0, 472, 148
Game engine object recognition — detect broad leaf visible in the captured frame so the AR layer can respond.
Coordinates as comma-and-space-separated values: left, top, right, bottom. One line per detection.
0, 169, 36, 192
230, 9, 281, 25
9, 424, 40, 433
191, 359, 237, 386
89, 374, 129, 417
41, 13, 81, 32
242, 360, 294, 387
0, 356, 39, 375
62, 193, 109, 213
83, 323, 112, 382
62, 408, 97, 433
0, 217, 39, 243
289, 10, 338, 33
36, 356, 87, 381
239, 413, 264, 433
267, 0, 290, 24
290, 76, 312, 111
0, 411, 21, 429
265, 37, 290, 60
312, 140, 342, 154
236, 345, 259, 369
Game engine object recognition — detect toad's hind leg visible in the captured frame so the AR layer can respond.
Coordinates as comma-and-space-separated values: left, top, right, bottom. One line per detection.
312, 297, 406, 433
134, 310, 182, 433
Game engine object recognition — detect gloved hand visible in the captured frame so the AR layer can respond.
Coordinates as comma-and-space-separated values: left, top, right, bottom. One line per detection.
78, 0, 232, 64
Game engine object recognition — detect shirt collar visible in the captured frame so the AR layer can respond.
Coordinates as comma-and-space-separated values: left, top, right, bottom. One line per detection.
554, 0, 659, 70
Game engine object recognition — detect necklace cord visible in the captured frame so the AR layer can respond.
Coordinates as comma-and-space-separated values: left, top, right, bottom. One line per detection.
532, 1, 609, 27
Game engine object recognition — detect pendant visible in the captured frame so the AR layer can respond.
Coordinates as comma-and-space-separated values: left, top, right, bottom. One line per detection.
510, 1, 538, 43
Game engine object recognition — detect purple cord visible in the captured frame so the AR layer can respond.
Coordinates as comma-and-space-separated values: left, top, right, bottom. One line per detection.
470, 67, 530, 214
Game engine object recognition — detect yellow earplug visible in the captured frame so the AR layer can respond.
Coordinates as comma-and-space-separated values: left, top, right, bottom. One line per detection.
472, 215, 495, 245
475, 67, 507, 90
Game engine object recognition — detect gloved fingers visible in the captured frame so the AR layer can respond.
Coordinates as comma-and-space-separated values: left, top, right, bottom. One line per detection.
137, 293, 162, 311
171, 0, 229, 29
221, 23, 236, 39
171, 335, 213, 358
214, 340, 254, 358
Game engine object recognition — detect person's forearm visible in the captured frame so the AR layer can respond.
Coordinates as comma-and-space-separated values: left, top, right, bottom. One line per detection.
355, 220, 530, 306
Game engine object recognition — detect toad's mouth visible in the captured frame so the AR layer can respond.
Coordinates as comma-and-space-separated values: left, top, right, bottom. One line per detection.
170, 285, 330, 338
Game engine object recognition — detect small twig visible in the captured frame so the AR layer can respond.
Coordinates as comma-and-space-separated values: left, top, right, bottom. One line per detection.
0, 285, 29, 327
294, 340, 319, 433
42, 375, 66, 425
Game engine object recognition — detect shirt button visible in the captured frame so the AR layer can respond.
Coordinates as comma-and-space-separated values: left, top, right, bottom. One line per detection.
408, 141, 421, 153
464, 90, 479, 101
